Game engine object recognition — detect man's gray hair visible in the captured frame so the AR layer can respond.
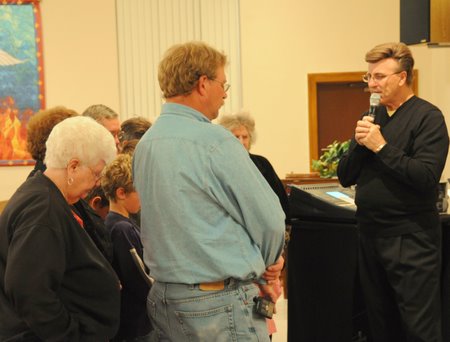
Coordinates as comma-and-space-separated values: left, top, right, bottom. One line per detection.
82, 104, 119, 122
45, 116, 116, 168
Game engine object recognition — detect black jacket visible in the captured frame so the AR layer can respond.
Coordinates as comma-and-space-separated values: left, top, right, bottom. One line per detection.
28, 163, 114, 264
0, 172, 120, 341
250, 153, 290, 224
72, 199, 114, 264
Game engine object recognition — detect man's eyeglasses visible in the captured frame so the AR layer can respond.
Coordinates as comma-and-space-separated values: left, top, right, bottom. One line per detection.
209, 78, 231, 92
362, 71, 402, 83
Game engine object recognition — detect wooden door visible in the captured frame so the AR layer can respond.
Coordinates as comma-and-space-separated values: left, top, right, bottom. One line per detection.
317, 81, 368, 154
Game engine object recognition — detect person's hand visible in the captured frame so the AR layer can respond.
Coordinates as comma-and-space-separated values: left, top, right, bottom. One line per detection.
355, 117, 372, 145
359, 123, 385, 152
262, 255, 284, 284
259, 284, 279, 313
355, 118, 385, 151
354, 116, 371, 145
259, 278, 283, 313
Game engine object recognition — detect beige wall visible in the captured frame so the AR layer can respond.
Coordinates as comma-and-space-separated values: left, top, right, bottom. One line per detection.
411, 46, 450, 180
0, 0, 119, 200
240, 0, 450, 179
1, 0, 450, 200
239, 0, 399, 177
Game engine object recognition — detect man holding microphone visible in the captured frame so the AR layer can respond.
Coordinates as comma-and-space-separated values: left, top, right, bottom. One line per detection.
338, 42, 449, 342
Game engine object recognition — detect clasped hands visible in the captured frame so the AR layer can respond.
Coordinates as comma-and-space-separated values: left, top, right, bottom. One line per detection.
355, 116, 386, 153
259, 255, 284, 311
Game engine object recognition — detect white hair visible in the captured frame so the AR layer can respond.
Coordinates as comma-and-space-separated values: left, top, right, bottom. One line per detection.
217, 110, 257, 147
45, 116, 116, 168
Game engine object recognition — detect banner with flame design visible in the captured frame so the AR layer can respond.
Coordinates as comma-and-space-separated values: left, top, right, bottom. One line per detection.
0, 0, 45, 166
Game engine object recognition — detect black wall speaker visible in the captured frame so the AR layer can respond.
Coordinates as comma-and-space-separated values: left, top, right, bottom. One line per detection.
400, 0, 430, 45
400, 0, 450, 45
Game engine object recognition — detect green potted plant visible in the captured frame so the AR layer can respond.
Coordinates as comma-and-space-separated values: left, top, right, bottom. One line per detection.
312, 140, 350, 178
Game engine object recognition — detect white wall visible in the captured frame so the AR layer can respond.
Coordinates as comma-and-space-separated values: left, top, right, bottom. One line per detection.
1, 0, 450, 200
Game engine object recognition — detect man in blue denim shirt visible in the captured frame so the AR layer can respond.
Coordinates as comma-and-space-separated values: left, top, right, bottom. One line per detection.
133, 41, 285, 341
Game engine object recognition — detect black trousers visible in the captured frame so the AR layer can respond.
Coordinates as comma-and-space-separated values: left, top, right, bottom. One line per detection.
359, 229, 442, 342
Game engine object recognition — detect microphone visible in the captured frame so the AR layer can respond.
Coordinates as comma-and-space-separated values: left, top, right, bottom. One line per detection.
368, 93, 381, 119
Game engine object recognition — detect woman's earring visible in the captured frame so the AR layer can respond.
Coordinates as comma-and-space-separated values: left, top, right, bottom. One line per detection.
68, 177, 74, 186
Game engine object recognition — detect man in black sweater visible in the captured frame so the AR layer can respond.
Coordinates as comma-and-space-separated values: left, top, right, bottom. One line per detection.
338, 42, 449, 342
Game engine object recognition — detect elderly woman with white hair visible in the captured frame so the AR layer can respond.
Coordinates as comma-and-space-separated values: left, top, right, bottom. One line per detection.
0, 116, 120, 341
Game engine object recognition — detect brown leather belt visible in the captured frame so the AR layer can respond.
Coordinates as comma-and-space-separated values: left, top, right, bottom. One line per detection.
198, 280, 226, 291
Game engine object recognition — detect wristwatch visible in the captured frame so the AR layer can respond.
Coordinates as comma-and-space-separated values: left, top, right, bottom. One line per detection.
375, 143, 386, 153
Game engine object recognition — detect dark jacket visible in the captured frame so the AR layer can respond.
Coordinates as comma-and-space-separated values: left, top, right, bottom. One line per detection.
27, 160, 46, 179
28, 163, 114, 264
0, 172, 120, 341
72, 199, 114, 263
250, 153, 291, 224
105, 212, 152, 340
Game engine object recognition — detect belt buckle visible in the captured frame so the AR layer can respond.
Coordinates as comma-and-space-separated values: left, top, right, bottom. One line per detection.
199, 280, 225, 291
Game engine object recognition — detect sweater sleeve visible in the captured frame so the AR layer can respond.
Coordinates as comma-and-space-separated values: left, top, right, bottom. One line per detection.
376, 108, 449, 193
337, 139, 372, 188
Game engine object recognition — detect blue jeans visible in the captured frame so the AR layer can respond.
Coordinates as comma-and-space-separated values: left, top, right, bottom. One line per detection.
147, 280, 269, 341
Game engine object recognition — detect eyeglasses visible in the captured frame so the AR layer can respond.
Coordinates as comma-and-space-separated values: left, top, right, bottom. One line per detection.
209, 78, 231, 92
86, 165, 102, 182
362, 71, 402, 83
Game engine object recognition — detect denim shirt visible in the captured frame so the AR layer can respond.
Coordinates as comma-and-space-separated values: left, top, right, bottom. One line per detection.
133, 103, 285, 284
